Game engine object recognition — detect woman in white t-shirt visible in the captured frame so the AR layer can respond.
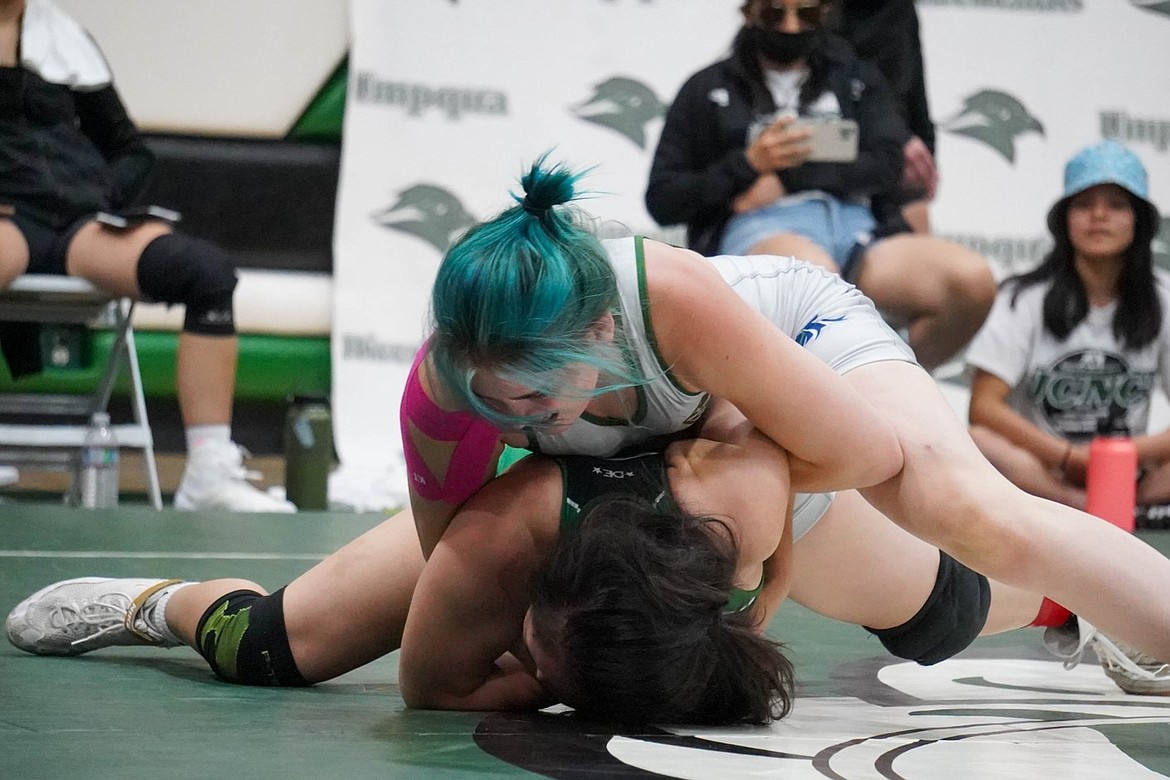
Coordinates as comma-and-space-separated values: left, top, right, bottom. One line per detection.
967, 140, 1170, 509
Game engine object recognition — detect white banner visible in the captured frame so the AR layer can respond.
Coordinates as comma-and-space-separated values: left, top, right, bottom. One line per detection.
333, 0, 1170, 508
918, 0, 1170, 276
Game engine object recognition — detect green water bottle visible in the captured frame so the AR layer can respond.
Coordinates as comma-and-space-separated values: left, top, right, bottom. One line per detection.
284, 395, 333, 510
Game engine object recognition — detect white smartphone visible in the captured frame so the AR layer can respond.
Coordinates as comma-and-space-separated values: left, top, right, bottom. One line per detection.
790, 117, 859, 163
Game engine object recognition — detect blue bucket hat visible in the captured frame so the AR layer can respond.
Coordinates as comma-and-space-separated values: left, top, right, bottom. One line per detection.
1047, 140, 1159, 234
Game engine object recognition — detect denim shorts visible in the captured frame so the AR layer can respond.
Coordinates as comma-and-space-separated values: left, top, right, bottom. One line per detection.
718, 193, 876, 279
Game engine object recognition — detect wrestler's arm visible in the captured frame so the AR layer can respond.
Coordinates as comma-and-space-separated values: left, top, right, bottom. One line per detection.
751, 504, 795, 630
399, 458, 561, 712
409, 477, 499, 562
402, 349, 505, 558
669, 407, 795, 627
642, 239, 904, 493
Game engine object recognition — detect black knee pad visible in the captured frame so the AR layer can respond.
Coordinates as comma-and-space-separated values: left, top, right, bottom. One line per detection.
195, 587, 310, 687
865, 552, 991, 666
136, 232, 238, 335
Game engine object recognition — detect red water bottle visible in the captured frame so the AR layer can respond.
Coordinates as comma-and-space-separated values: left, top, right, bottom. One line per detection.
1084, 416, 1137, 533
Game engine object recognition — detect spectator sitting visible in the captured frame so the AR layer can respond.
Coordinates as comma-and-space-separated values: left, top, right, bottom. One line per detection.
967, 140, 1170, 511
645, 0, 994, 371
0, 0, 293, 511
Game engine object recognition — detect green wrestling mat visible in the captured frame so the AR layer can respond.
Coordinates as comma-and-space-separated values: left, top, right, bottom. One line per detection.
2, 506, 1169, 779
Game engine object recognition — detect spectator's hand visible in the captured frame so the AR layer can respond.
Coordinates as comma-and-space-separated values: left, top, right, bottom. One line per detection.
1062, 443, 1090, 486
902, 136, 938, 199
745, 116, 813, 173
732, 173, 785, 213
0, 204, 14, 217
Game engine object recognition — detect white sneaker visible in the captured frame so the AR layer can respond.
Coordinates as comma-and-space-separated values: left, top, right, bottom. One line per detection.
6, 577, 185, 655
174, 441, 295, 513
1044, 616, 1170, 696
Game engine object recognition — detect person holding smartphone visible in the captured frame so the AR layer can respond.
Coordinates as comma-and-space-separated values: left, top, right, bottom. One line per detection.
0, 0, 293, 511
646, 0, 994, 371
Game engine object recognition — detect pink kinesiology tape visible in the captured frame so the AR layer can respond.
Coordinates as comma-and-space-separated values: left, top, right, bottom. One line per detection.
400, 346, 500, 504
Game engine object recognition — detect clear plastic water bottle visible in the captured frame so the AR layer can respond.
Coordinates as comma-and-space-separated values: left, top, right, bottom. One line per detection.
80, 411, 119, 508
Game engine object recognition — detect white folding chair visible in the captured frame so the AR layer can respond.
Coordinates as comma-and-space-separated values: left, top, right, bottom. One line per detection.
0, 275, 162, 508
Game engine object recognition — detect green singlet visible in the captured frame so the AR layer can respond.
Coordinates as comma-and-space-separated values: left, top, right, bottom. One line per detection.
553, 450, 763, 613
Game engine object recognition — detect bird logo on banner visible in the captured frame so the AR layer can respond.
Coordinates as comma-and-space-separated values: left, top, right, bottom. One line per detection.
940, 89, 1045, 164
572, 76, 667, 149
369, 184, 477, 253
1131, 0, 1170, 17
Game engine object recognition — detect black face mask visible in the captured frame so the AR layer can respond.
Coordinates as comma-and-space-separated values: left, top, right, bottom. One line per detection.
751, 27, 816, 65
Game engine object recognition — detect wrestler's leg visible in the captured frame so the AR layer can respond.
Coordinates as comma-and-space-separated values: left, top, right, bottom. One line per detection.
790, 489, 1040, 636
848, 360, 1170, 658
8, 510, 424, 685
163, 509, 426, 683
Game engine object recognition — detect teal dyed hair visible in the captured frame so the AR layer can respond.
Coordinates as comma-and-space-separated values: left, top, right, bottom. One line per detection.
430, 156, 641, 428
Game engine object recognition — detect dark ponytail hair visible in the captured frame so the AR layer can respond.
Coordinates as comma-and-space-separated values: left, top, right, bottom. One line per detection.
529, 496, 795, 725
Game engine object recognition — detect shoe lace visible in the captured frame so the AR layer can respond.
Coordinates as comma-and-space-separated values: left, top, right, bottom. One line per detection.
1045, 618, 1098, 670
54, 579, 180, 649
231, 445, 265, 483
1093, 633, 1170, 681
209, 444, 263, 483
53, 595, 134, 650
1046, 617, 1170, 682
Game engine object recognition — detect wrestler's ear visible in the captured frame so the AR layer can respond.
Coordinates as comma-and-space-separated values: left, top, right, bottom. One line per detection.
589, 311, 616, 344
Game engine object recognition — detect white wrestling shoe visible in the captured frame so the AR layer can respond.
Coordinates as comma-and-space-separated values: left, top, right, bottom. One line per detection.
1044, 616, 1170, 696
6, 577, 186, 656
174, 441, 295, 513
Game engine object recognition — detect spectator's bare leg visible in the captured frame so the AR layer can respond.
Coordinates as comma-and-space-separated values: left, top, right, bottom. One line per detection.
747, 232, 839, 273
1138, 461, 1170, 506
856, 234, 995, 370
0, 217, 29, 288
64, 219, 237, 429
175, 333, 237, 426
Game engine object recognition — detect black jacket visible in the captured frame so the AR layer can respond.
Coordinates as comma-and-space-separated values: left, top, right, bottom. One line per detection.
0, 4, 154, 379
0, 66, 153, 230
645, 31, 906, 256
839, 0, 935, 153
